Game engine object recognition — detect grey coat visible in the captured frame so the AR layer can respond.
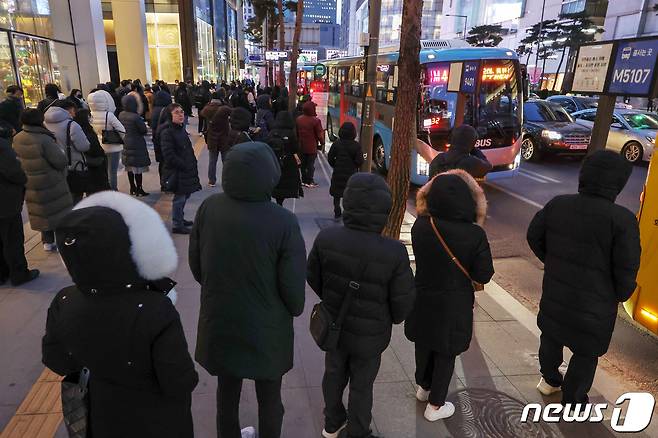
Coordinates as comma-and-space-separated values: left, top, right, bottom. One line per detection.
13, 126, 73, 231
44, 107, 90, 170
119, 95, 150, 168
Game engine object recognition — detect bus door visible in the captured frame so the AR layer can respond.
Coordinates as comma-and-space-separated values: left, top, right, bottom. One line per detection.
420, 63, 458, 152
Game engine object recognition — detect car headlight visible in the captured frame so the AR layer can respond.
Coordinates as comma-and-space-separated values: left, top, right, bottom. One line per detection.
646, 136, 655, 144
542, 129, 562, 140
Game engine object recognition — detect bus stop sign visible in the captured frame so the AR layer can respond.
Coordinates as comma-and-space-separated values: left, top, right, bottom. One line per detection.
608, 39, 658, 95
314, 63, 327, 78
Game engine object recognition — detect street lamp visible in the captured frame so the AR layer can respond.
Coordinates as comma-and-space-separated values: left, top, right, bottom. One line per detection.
445, 14, 468, 40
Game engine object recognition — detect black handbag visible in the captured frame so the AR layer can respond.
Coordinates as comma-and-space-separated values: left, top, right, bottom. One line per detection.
101, 112, 123, 145
65, 121, 90, 194
310, 262, 366, 351
61, 367, 90, 438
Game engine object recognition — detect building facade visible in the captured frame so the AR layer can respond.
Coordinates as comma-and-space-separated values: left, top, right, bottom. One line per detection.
603, 0, 658, 39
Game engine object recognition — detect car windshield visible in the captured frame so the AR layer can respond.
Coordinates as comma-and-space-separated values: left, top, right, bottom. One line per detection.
576, 97, 598, 109
622, 113, 658, 130
524, 102, 574, 123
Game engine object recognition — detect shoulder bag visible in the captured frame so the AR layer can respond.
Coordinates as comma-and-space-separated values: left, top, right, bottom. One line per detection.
61, 367, 90, 438
101, 112, 124, 145
65, 121, 90, 194
430, 217, 485, 292
310, 261, 367, 351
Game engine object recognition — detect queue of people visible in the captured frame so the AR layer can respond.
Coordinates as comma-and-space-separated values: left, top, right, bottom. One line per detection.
0, 77, 642, 438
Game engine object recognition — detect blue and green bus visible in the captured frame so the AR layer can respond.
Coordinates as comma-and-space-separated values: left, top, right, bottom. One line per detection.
321, 42, 525, 185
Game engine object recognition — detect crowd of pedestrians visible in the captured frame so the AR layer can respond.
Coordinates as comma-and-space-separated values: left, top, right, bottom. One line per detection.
0, 76, 642, 438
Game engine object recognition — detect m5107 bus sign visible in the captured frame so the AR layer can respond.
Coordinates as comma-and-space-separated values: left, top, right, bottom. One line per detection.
570, 36, 658, 98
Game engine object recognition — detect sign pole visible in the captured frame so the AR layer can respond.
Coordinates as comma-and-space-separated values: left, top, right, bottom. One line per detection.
359, 0, 381, 172
589, 95, 616, 154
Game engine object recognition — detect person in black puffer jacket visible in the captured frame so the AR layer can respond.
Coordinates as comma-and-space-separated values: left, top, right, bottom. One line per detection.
152, 91, 174, 190
527, 150, 641, 404
405, 169, 494, 422
428, 124, 492, 179
255, 94, 274, 140
328, 122, 364, 219
307, 173, 415, 438
119, 94, 150, 196
73, 109, 110, 194
43, 191, 198, 438
226, 107, 254, 153
267, 110, 303, 206
160, 103, 201, 234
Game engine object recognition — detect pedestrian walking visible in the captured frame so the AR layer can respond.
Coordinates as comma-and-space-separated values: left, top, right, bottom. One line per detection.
190, 141, 306, 438
13, 109, 73, 251
255, 94, 274, 140
0, 85, 24, 135
43, 191, 198, 438
144, 83, 155, 124
0, 124, 39, 285
267, 111, 303, 205
296, 101, 325, 187
73, 109, 110, 194
307, 173, 415, 438
527, 150, 641, 404
405, 169, 494, 421
428, 125, 492, 179
273, 87, 289, 117
227, 107, 255, 150
327, 122, 364, 218
201, 90, 231, 186
119, 94, 151, 196
160, 104, 201, 234
151, 90, 174, 190
87, 89, 126, 191
195, 80, 212, 133
292, 94, 311, 120
69, 89, 88, 110
44, 100, 91, 203
36, 83, 61, 114
174, 82, 193, 124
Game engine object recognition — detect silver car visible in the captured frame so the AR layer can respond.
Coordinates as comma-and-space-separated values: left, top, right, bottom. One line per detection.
571, 109, 656, 164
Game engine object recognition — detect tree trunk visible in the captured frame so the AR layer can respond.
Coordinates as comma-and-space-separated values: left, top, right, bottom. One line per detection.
288, 0, 304, 111
268, 12, 276, 87
382, 0, 423, 239
278, 0, 286, 86
552, 45, 567, 91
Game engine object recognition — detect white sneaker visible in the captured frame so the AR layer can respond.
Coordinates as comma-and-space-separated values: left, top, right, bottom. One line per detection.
241, 426, 256, 438
424, 401, 455, 421
416, 386, 430, 402
43, 243, 57, 252
537, 377, 562, 396
322, 422, 347, 438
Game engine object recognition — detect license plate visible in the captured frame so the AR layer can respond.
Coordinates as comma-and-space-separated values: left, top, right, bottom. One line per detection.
570, 144, 588, 150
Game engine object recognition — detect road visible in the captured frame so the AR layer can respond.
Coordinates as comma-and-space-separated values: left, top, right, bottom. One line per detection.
479, 156, 658, 395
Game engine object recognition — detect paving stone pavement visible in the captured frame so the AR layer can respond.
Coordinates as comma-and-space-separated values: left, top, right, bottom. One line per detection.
0, 119, 654, 438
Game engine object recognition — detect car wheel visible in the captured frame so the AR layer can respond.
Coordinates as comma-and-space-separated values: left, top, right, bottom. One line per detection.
373, 137, 386, 173
621, 141, 643, 164
327, 115, 337, 142
521, 136, 541, 162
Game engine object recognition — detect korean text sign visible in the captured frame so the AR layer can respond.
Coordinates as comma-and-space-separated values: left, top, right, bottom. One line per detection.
608, 39, 658, 96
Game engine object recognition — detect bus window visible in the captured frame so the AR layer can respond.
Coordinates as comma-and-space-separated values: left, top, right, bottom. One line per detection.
421, 63, 456, 132
478, 60, 522, 148
376, 64, 391, 104
329, 67, 338, 92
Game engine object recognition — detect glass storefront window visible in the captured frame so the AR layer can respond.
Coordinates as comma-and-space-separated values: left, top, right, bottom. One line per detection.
195, 16, 215, 81
49, 40, 79, 93
13, 34, 47, 106
0, 0, 74, 43
146, 12, 183, 83
0, 32, 16, 92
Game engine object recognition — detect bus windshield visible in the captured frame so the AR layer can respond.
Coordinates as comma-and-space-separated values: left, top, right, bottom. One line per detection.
478, 60, 522, 146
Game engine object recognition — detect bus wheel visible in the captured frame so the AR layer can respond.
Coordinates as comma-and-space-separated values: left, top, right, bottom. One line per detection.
521, 137, 541, 162
327, 115, 338, 142
622, 141, 643, 165
373, 138, 386, 173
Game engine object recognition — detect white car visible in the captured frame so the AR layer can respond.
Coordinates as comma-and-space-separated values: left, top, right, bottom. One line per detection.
571, 109, 656, 164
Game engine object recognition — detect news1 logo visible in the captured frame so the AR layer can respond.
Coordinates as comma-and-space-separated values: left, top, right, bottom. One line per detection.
520, 392, 655, 432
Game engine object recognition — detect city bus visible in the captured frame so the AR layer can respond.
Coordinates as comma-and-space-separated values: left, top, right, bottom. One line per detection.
322, 42, 525, 185
624, 154, 658, 334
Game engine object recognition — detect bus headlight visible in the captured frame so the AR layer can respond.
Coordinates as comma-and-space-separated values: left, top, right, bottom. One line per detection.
417, 155, 430, 176
542, 129, 562, 140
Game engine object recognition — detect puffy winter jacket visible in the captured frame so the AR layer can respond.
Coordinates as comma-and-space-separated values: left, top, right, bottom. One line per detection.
87, 90, 126, 154
308, 173, 415, 358
328, 122, 364, 198
118, 95, 150, 169
160, 122, 201, 195
428, 125, 492, 179
296, 101, 324, 154
44, 106, 90, 170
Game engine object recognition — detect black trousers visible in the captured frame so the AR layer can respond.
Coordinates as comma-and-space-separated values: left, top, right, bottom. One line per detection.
333, 196, 342, 215
301, 153, 317, 184
322, 349, 382, 438
414, 346, 456, 407
539, 332, 598, 404
216, 374, 284, 438
0, 214, 29, 283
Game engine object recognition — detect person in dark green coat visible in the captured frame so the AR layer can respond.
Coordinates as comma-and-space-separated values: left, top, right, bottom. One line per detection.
189, 141, 306, 438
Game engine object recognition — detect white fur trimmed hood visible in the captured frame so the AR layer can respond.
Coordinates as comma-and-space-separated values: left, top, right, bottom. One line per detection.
416, 169, 487, 226
74, 191, 178, 280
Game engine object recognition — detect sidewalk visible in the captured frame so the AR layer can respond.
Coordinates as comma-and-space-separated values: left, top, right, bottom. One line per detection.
0, 122, 654, 438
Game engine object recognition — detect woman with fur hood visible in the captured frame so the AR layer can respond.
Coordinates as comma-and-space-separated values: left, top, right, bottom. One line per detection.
42, 191, 198, 438
404, 170, 494, 422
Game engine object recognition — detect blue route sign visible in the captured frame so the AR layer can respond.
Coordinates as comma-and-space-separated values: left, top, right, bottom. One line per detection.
461, 61, 478, 93
609, 39, 658, 95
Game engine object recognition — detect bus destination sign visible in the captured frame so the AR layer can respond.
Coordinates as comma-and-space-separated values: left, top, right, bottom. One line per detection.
481, 65, 512, 82
426, 66, 449, 85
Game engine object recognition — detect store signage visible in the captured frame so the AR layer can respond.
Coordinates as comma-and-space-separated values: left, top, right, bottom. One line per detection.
299, 50, 318, 64
426, 66, 449, 85
461, 61, 479, 93
571, 43, 614, 93
608, 39, 658, 95
326, 49, 347, 59
265, 51, 289, 61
